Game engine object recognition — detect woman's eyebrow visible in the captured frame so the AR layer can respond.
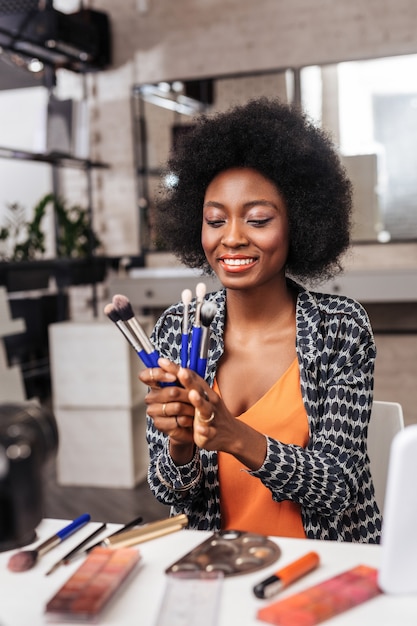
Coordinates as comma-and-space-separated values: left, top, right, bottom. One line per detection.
203, 201, 223, 208
203, 200, 278, 209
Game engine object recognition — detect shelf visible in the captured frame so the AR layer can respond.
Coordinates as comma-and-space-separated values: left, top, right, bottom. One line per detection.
0, 146, 109, 170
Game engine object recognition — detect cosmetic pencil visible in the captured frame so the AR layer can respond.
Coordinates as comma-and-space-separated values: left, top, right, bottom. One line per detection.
189, 282, 207, 372
7, 513, 91, 573
196, 300, 217, 378
104, 514, 188, 549
253, 551, 320, 599
65, 515, 144, 563
45, 523, 108, 576
180, 288, 192, 368
112, 295, 160, 367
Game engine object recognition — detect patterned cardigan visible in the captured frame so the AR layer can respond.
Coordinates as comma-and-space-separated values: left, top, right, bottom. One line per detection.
146, 282, 382, 543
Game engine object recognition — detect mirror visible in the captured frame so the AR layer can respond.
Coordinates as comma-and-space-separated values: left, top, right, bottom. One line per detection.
132, 54, 417, 252
300, 54, 417, 244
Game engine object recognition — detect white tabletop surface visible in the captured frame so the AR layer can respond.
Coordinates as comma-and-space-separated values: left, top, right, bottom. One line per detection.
1, 519, 416, 626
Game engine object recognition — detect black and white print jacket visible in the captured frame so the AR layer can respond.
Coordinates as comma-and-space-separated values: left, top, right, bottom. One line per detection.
146, 281, 382, 543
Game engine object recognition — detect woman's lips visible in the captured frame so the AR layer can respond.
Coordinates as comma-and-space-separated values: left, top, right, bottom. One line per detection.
218, 256, 258, 272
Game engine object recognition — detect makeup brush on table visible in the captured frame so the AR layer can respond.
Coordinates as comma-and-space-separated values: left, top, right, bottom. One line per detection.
7, 513, 90, 573
45, 522, 108, 576
196, 301, 217, 379
64, 515, 144, 564
189, 282, 207, 372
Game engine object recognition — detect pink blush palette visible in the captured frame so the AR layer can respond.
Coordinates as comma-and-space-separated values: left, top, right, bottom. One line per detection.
257, 564, 381, 626
45, 546, 140, 622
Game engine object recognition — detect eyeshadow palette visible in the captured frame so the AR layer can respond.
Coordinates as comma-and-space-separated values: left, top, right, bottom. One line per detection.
165, 529, 281, 577
45, 547, 140, 622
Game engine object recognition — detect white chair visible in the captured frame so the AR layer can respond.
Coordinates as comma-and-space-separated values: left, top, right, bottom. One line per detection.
367, 400, 404, 513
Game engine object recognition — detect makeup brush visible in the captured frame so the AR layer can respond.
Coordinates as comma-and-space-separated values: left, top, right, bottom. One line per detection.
196, 301, 217, 379
189, 282, 207, 372
65, 515, 144, 563
45, 523, 108, 576
112, 294, 160, 368
7, 513, 91, 573
104, 303, 154, 367
180, 288, 192, 368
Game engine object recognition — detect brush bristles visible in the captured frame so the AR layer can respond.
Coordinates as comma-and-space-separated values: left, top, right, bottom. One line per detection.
181, 289, 192, 305
112, 294, 135, 321
200, 301, 217, 328
7, 550, 38, 572
196, 282, 207, 301
104, 303, 120, 323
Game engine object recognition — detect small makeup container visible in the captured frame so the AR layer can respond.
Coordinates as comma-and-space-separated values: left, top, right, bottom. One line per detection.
165, 529, 281, 577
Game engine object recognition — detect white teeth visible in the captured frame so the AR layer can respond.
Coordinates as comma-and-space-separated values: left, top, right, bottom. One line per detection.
222, 258, 254, 266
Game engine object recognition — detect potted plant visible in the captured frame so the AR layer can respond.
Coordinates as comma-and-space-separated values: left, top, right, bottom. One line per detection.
0, 193, 105, 290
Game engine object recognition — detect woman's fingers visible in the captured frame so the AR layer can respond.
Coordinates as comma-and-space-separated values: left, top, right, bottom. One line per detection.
138, 363, 177, 388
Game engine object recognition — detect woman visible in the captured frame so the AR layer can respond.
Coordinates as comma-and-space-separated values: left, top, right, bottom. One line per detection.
139, 98, 382, 543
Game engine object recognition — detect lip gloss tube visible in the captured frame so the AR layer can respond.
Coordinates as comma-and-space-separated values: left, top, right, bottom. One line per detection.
253, 551, 320, 599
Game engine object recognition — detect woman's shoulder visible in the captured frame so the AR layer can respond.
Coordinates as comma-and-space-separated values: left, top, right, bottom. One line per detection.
294, 280, 371, 326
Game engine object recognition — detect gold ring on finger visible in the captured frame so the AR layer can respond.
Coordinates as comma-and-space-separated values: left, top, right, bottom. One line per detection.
162, 403, 167, 417
198, 411, 215, 423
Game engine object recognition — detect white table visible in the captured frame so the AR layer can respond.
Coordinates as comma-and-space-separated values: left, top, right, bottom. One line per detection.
1, 519, 416, 626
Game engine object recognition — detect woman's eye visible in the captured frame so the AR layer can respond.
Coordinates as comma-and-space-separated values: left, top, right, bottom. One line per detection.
248, 218, 271, 227
205, 219, 225, 228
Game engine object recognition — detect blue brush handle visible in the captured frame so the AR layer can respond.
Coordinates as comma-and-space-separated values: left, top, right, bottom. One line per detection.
189, 326, 202, 372
137, 349, 154, 368
147, 350, 162, 368
56, 513, 90, 540
196, 357, 207, 379
140, 349, 176, 387
181, 334, 189, 368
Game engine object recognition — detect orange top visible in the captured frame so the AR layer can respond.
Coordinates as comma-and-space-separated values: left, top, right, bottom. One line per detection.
216, 358, 309, 538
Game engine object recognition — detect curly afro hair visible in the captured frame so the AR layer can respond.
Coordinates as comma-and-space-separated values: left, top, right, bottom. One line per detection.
154, 97, 352, 283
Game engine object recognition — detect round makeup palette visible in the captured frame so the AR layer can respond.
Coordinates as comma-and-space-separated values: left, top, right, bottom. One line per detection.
165, 529, 281, 577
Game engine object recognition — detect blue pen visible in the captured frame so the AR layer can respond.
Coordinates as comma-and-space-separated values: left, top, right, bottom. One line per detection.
8, 513, 91, 572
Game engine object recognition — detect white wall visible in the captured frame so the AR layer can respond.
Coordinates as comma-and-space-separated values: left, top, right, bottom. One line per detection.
0, 88, 50, 212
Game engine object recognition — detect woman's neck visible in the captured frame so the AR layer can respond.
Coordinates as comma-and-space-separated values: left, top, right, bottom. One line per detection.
224, 278, 296, 328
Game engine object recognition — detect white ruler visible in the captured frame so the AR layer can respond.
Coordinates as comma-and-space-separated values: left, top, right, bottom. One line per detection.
155, 571, 224, 626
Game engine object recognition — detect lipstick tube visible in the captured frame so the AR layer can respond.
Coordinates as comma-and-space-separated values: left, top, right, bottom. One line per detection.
253, 551, 320, 599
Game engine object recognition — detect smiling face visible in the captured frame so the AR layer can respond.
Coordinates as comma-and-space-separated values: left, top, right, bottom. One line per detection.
201, 168, 289, 292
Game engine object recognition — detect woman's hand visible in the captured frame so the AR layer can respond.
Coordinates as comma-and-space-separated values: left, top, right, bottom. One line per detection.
176, 361, 268, 470
139, 360, 196, 464
140, 358, 267, 470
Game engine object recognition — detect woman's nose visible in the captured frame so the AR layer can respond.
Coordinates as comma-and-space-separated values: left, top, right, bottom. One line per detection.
221, 220, 248, 247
